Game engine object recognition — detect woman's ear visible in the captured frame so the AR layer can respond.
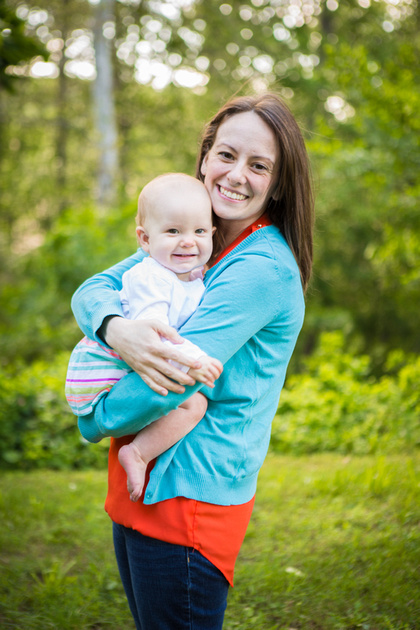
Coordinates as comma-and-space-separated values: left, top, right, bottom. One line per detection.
269, 179, 281, 201
200, 154, 208, 176
136, 226, 150, 252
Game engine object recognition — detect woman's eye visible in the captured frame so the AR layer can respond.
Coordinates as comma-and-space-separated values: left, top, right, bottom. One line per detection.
219, 151, 234, 160
253, 163, 269, 172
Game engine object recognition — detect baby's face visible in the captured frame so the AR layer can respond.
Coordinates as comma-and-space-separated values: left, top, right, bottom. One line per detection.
138, 184, 214, 280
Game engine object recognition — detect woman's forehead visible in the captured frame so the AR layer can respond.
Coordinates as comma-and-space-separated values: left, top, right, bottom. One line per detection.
214, 111, 277, 160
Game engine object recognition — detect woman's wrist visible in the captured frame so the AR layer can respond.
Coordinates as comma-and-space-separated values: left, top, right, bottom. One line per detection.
99, 315, 122, 345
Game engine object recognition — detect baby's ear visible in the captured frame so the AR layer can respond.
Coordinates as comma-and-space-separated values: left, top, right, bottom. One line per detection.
136, 225, 150, 251
212, 226, 217, 235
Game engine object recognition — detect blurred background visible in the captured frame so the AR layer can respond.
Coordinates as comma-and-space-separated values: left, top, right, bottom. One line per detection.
0, 0, 419, 470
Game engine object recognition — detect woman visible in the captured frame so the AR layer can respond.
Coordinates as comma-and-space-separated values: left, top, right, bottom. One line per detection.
72, 93, 314, 629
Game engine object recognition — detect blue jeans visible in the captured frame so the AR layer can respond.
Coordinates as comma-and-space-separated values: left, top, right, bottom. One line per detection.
113, 523, 229, 629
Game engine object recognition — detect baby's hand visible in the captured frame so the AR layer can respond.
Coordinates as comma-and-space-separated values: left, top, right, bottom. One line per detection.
188, 355, 223, 388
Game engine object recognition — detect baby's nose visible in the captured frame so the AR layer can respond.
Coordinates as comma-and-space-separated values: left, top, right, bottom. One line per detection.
180, 236, 195, 247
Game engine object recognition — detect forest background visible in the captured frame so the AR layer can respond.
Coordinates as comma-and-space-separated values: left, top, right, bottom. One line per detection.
0, 0, 419, 470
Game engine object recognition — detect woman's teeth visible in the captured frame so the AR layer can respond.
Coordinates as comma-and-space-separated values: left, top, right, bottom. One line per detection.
219, 185, 246, 201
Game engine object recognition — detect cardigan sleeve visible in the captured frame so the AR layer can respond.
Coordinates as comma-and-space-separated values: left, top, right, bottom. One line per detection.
71, 249, 147, 345
77, 248, 303, 443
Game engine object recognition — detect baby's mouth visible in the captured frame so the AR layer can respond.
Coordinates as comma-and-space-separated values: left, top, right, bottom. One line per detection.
173, 253, 197, 258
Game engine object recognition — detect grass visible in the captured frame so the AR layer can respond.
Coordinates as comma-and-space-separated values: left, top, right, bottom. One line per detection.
0, 454, 419, 629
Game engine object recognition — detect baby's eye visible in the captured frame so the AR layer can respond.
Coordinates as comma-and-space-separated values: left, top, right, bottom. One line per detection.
195, 228, 206, 234
167, 228, 179, 234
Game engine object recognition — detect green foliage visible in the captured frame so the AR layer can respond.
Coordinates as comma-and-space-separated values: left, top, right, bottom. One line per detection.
0, 0, 419, 474
0, 1, 47, 92
1, 455, 419, 628
0, 201, 137, 364
271, 331, 420, 455
2, 329, 418, 472
307, 21, 420, 356
0, 353, 109, 470
1, 0, 419, 365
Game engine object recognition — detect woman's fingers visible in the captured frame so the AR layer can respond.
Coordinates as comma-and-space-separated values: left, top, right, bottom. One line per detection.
136, 360, 193, 395
140, 371, 178, 396
102, 317, 200, 393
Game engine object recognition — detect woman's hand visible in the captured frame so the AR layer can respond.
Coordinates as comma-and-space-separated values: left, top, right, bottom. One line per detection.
102, 316, 200, 396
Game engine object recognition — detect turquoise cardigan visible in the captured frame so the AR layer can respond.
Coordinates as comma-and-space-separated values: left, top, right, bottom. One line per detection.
72, 225, 305, 506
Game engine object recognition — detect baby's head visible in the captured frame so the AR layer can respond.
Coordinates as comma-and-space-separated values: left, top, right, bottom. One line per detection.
136, 173, 215, 280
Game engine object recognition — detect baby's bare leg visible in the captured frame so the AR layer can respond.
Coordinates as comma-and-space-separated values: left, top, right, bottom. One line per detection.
118, 392, 208, 502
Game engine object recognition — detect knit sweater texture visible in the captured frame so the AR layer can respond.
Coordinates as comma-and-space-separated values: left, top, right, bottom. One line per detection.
72, 225, 305, 506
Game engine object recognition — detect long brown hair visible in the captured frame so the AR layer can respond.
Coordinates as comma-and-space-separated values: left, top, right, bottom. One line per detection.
196, 94, 314, 291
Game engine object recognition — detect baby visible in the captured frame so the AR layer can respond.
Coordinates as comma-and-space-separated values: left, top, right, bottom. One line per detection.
66, 173, 222, 501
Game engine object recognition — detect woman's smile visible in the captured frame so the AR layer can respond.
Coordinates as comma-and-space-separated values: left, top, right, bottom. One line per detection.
217, 184, 248, 202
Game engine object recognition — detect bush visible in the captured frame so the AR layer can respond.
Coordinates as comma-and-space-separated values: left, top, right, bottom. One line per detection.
0, 353, 109, 470
0, 201, 136, 367
271, 331, 420, 455
3, 331, 419, 470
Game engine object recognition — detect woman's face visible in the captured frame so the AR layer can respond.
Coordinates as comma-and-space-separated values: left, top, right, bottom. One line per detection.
201, 111, 278, 235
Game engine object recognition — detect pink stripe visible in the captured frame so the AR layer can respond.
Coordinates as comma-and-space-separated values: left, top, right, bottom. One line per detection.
67, 378, 120, 383
79, 338, 122, 358
67, 392, 111, 401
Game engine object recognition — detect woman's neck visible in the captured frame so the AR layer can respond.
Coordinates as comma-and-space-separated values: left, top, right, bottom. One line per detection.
217, 219, 247, 249
209, 218, 254, 267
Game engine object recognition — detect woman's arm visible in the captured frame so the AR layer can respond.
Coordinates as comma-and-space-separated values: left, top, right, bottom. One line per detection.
78, 250, 304, 443
71, 251, 201, 394
71, 250, 144, 342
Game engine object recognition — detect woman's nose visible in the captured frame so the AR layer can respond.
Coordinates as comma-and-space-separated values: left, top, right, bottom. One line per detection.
227, 162, 246, 185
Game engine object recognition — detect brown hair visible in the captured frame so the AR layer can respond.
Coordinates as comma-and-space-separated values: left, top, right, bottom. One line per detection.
196, 94, 314, 291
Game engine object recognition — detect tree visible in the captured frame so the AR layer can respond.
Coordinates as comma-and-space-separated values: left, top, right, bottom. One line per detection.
92, 0, 119, 208
306, 6, 420, 358
1, 0, 419, 367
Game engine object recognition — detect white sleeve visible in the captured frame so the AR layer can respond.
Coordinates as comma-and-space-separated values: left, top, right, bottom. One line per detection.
163, 337, 208, 373
120, 262, 173, 324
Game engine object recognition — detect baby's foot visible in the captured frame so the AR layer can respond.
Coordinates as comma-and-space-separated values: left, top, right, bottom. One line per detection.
118, 443, 148, 502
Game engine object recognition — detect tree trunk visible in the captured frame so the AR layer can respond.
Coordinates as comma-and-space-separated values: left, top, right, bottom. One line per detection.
92, 0, 118, 209
55, 0, 70, 217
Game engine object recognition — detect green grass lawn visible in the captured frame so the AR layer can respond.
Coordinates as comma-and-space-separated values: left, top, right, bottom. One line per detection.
0, 454, 419, 629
